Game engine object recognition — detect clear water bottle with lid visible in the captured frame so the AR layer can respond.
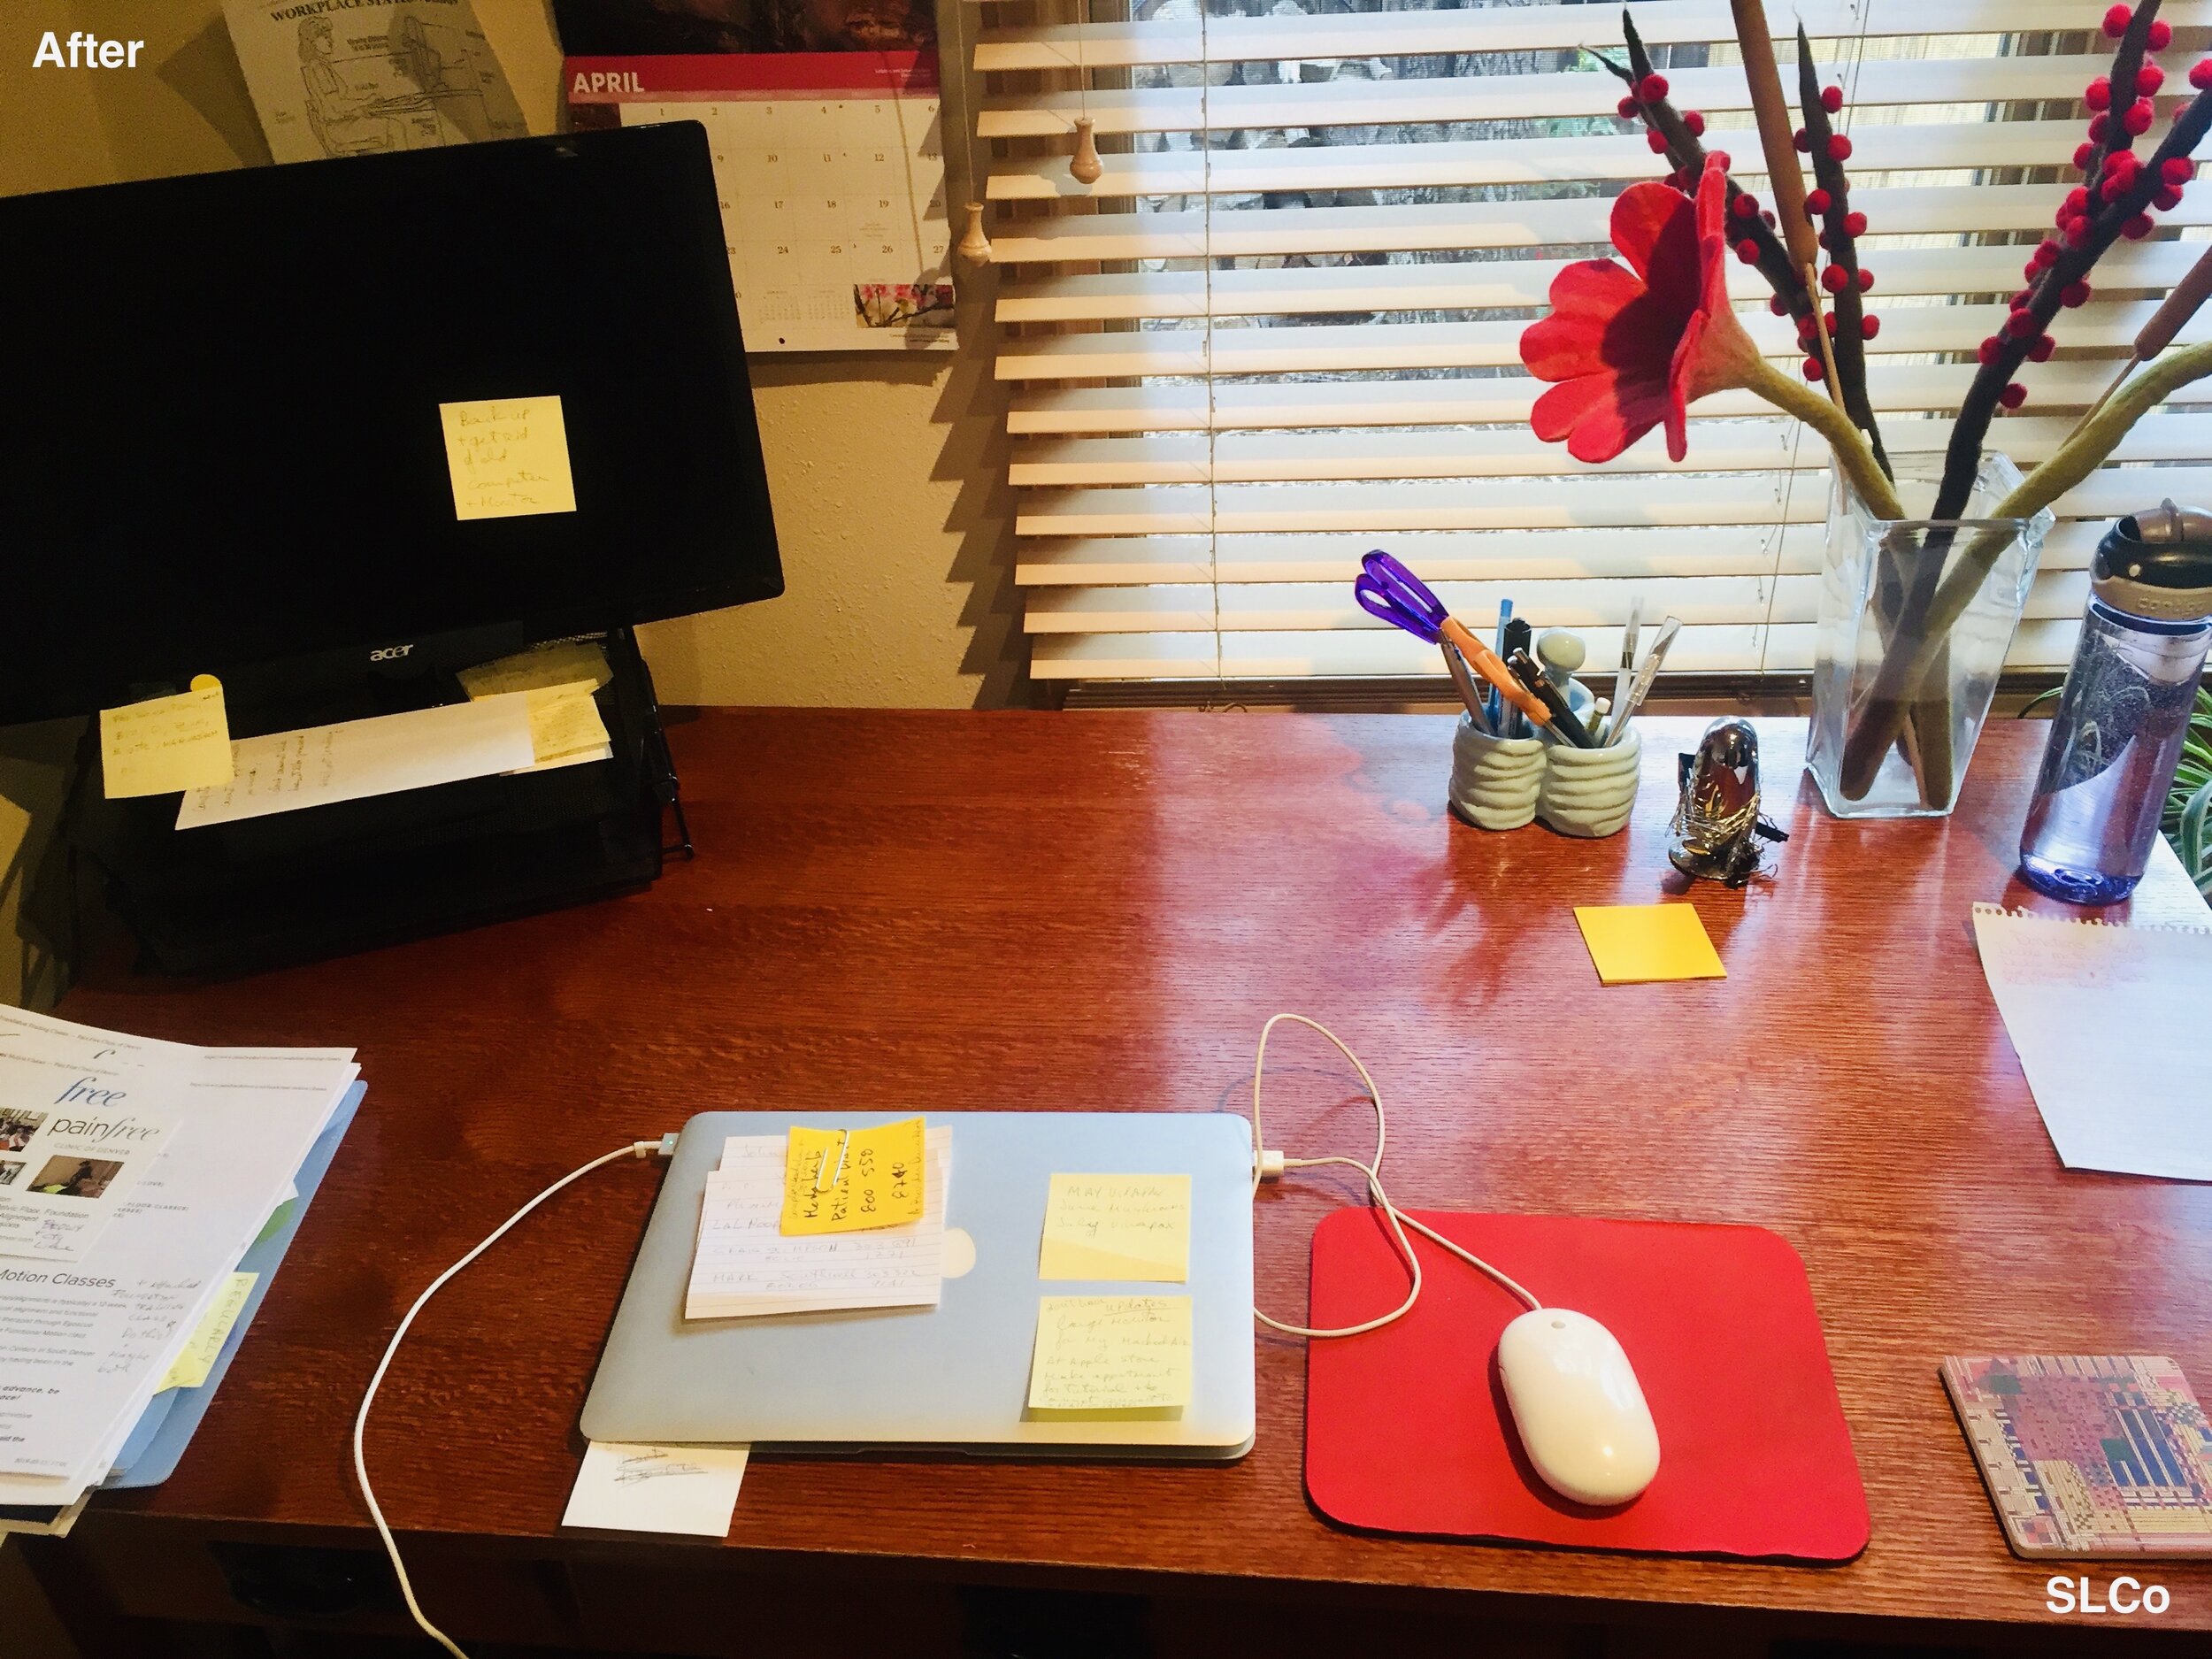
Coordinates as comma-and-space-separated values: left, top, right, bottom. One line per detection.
2018, 500, 2212, 905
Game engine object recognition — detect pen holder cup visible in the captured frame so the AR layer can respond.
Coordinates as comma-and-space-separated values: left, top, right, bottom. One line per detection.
1537, 728, 1643, 838
1448, 716, 1547, 830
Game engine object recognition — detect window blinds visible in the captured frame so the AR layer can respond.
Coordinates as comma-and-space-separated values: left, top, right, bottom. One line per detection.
968, 0, 2212, 685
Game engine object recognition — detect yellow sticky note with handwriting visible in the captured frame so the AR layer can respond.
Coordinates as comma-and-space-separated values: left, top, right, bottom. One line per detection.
157, 1271, 257, 1393
438, 395, 578, 520
780, 1118, 926, 1235
523, 682, 609, 765
460, 641, 613, 701
1039, 1174, 1190, 1282
1573, 902, 1726, 985
1027, 1295, 1192, 1412
99, 683, 234, 797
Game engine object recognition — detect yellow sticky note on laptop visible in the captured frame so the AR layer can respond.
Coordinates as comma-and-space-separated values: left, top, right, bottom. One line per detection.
1027, 1295, 1192, 1412
1573, 902, 1726, 985
438, 394, 577, 520
780, 1118, 926, 1234
100, 683, 234, 797
157, 1271, 257, 1393
1040, 1174, 1190, 1282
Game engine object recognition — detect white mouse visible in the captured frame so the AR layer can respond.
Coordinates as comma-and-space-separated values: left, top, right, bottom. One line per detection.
1496, 1307, 1661, 1507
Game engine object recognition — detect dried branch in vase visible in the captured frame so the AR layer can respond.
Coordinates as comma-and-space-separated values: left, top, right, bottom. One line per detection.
1793, 26, 1886, 480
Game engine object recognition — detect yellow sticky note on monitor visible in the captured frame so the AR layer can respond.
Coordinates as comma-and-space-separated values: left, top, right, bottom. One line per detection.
1027, 1295, 1192, 1412
780, 1118, 926, 1235
99, 683, 234, 797
523, 682, 609, 765
1573, 902, 1726, 985
1040, 1174, 1190, 1282
157, 1271, 257, 1393
438, 395, 577, 520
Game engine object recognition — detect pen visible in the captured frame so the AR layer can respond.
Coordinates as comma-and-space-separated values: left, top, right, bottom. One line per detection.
1440, 641, 1493, 734
1502, 618, 1532, 736
1506, 649, 1599, 748
1489, 599, 1513, 731
1612, 598, 1642, 750
1609, 615, 1683, 745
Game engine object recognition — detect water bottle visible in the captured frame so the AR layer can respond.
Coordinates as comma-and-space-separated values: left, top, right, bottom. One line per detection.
2018, 501, 2212, 904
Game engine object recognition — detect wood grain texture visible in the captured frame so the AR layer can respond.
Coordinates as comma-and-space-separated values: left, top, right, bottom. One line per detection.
50, 712, 2212, 1634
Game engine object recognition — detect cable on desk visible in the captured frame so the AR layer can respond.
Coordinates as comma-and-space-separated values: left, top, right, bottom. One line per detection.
352, 1137, 672, 1659
1248, 1013, 1541, 1339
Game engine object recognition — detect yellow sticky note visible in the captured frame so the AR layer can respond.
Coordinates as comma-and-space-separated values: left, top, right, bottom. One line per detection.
1040, 1174, 1190, 1283
1027, 1295, 1192, 1412
780, 1118, 926, 1235
459, 641, 613, 701
1573, 902, 1726, 985
99, 684, 234, 797
438, 395, 578, 520
157, 1271, 257, 1393
523, 682, 609, 765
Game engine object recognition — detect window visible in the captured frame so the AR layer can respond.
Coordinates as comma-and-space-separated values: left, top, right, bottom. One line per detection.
966, 0, 2212, 688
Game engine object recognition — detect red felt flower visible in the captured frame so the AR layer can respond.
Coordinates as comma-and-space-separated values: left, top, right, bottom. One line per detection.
1520, 161, 1760, 464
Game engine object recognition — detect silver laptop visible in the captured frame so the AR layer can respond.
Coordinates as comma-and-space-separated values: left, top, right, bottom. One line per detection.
580, 1110, 1256, 1459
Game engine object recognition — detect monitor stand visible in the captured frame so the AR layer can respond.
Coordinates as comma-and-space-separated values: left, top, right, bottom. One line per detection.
65, 628, 687, 977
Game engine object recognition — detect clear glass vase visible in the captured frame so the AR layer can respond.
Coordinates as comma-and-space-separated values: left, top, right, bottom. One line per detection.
1806, 454, 2052, 818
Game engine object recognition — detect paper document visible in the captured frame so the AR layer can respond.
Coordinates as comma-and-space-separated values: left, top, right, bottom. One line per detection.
176, 695, 537, 828
1039, 1174, 1190, 1282
1027, 1295, 1192, 1412
562, 1440, 749, 1537
99, 686, 233, 797
0, 1098, 174, 1262
1973, 903, 2212, 1181
686, 1130, 950, 1319
0, 1008, 356, 1498
222, 0, 527, 165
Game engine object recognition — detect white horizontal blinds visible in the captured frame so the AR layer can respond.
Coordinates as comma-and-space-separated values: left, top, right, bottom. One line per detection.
973, 0, 2212, 684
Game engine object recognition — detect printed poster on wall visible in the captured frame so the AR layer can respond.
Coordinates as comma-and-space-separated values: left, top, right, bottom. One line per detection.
557, 2, 954, 354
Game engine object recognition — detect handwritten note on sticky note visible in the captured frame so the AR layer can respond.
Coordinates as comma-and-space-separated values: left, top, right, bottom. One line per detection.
1574, 902, 1726, 985
439, 395, 577, 520
561, 1441, 749, 1537
780, 1117, 927, 1235
157, 1271, 257, 1393
523, 682, 609, 765
100, 685, 234, 797
1040, 1174, 1190, 1282
1028, 1295, 1193, 1412
460, 641, 613, 701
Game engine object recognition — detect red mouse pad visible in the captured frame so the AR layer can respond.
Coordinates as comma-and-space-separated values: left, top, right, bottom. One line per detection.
1305, 1208, 1869, 1561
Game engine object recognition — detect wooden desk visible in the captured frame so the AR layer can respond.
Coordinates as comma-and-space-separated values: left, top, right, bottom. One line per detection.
27, 712, 2212, 1655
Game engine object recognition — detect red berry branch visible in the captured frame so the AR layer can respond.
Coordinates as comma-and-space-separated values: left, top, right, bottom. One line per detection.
1793, 26, 1889, 482
1591, 12, 1813, 329
1926, 0, 2204, 521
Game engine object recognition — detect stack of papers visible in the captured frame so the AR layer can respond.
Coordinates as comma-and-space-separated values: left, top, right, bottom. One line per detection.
685, 1130, 952, 1319
0, 1006, 357, 1529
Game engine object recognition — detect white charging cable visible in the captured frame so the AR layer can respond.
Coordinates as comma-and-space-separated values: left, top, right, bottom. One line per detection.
1250, 1013, 1540, 1337
353, 1136, 673, 1659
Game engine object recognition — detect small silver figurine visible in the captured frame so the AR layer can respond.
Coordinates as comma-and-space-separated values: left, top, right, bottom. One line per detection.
1669, 718, 1789, 887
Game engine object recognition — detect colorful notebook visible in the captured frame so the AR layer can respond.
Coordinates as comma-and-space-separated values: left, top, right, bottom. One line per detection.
1942, 1355, 2212, 1557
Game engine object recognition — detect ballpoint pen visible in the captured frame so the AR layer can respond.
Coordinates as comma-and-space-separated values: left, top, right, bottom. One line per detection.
1608, 615, 1683, 745
1352, 552, 1553, 727
1506, 649, 1599, 749
1490, 598, 1514, 731
1502, 617, 1532, 736
1612, 598, 1642, 750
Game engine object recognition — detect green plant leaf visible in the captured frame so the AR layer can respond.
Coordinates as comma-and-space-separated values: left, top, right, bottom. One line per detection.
2180, 775, 2212, 897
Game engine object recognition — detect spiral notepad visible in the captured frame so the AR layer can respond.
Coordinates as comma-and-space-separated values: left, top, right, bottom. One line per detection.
1971, 904, 2212, 1182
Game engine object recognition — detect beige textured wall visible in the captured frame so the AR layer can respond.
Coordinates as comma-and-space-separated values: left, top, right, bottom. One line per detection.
0, 1, 1011, 1005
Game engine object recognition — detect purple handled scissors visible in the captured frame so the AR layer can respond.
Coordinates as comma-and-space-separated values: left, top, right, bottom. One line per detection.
1352, 550, 1548, 724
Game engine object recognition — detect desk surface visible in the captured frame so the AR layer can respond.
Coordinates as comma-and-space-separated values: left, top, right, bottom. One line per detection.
58, 711, 2212, 1635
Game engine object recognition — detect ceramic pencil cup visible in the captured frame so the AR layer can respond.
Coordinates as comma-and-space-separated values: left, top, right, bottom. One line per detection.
1537, 727, 1643, 838
1448, 714, 1547, 830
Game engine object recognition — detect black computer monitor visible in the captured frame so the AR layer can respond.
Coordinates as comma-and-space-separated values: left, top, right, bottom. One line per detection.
1, 123, 781, 727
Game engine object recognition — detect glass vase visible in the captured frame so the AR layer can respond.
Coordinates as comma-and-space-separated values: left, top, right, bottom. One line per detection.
1806, 454, 2052, 818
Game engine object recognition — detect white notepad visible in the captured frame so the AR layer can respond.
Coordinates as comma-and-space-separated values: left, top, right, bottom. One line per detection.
684, 1129, 952, 1319
1972, 902, 2212, 1181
